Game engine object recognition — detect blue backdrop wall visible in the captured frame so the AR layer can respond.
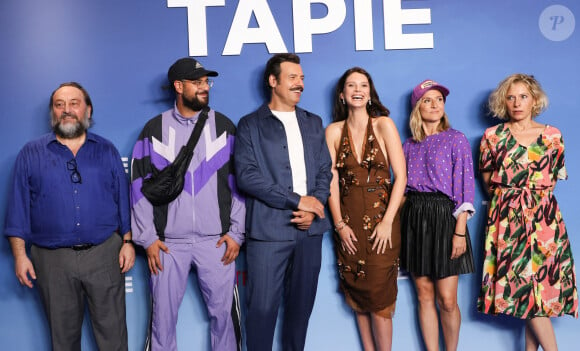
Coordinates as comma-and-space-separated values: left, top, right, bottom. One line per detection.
1, 1, 578, 350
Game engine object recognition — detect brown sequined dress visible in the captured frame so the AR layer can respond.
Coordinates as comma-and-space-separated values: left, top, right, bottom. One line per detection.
335, 118, 400, 318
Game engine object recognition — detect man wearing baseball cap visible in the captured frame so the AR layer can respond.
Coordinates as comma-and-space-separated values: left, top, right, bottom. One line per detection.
131, 58, 245, 351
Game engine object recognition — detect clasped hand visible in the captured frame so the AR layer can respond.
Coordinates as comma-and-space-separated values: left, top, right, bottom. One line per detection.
297, 196, 325, 219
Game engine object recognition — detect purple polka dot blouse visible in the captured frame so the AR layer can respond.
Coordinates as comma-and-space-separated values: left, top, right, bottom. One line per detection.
403, 128, 476, 218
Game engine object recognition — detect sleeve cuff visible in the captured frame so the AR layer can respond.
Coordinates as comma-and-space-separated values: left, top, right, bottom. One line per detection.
453, 202, 476, 219
227, 231, 245, 246
285, 192, 301, 210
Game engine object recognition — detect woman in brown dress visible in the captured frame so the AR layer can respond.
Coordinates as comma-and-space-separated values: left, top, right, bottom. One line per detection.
326, 67, 406, 351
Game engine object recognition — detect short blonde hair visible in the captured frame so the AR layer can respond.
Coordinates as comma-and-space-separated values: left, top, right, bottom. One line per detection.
488, 73, 549, 120
409, 97, 450, 142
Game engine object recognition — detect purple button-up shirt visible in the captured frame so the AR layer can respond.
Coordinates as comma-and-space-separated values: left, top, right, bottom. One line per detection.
403, 128, 475, 218
4, 132, 130, 248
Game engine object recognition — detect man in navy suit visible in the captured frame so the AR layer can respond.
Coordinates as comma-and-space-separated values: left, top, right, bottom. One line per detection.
234, 53, 332, 351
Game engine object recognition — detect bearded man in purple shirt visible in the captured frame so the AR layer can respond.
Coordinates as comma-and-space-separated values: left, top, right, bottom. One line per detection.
131, 58, 245, 351
4, 82, 135, 351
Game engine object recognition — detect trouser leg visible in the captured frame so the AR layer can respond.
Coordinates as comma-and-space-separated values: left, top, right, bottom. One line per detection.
149, 242, 192, 351
282, 235, 322, 351
245, 240, 292, 351
192, 238, 237, 351
82, 234, 128, 351
31, 245, 85, 351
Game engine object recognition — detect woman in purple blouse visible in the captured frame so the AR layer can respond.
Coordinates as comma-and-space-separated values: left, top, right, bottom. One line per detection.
400, 79, 475, 351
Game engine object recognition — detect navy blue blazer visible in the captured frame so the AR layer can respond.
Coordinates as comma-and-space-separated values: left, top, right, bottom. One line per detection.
234, 104, 332, 241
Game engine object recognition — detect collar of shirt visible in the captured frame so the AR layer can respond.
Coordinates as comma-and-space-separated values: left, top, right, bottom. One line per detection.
45, 131, 99, 150
172, 103, 204, 125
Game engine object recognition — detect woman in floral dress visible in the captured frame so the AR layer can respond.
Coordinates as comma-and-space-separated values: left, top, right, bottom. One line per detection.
326, 67, 406, 351
478, 73, 578, 351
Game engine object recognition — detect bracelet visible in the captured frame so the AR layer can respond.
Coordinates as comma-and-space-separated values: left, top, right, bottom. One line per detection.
123, 239, 134, 244
453, 233, 466, 237
335, 220, 346, 232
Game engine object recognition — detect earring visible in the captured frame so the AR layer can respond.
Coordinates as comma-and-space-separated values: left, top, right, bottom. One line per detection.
368, 99, 372, 106
341, 97, 345, 105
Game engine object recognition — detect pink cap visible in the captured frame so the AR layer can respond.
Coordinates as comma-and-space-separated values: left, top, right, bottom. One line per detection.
411, 79, 450, 108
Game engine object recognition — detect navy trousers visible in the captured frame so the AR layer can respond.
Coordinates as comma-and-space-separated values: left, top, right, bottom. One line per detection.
245, 235, 323, 351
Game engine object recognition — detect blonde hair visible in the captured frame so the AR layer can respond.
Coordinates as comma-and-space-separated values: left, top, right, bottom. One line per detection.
409, 97, 450, 142
488, 73, 549, 120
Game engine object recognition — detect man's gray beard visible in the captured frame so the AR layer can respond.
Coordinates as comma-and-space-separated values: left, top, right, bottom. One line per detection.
52, 114, 91, 139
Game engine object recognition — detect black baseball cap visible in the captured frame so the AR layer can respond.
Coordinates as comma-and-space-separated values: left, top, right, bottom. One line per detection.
167, 58, 218, 83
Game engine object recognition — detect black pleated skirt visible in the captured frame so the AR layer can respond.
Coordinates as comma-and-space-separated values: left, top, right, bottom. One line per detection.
400, 191, 474, 279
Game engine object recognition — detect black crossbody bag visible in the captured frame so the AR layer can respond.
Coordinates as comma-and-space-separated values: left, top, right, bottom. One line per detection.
141, 107, 209, 206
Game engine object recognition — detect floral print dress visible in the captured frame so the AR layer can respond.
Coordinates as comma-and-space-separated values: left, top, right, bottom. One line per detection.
478, 123, 578, 318
334, 118, 399, 317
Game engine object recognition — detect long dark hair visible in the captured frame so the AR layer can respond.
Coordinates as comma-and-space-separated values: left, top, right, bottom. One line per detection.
332, 67, 389, 122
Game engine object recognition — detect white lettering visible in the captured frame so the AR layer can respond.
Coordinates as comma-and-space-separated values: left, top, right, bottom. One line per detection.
383, 0, 433, 49
353, 0, 374, 51
223, 0, 287, 55
167, 0, 225, 57
293, 0, 347, 53
172, 0, 434, 56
